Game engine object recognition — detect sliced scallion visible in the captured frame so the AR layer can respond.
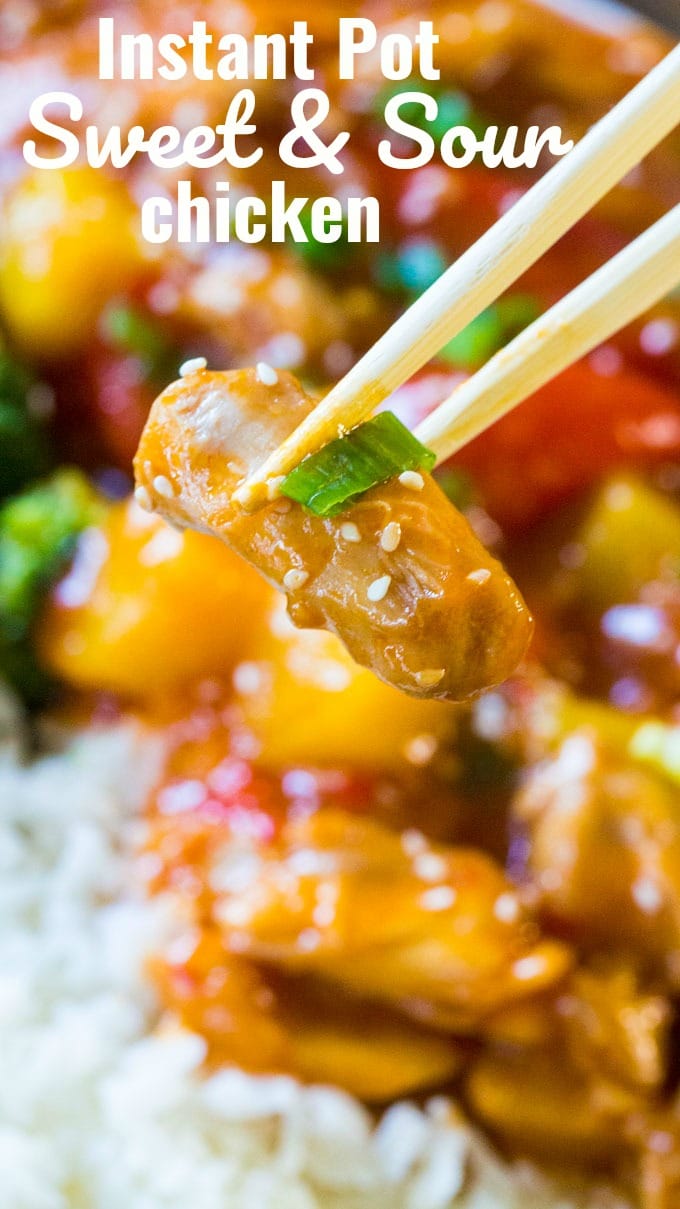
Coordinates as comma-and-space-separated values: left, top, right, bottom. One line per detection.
280, 411, 436, 517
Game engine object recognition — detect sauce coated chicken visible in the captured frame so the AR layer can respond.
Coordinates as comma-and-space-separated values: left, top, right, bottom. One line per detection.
134, 366, 532, 701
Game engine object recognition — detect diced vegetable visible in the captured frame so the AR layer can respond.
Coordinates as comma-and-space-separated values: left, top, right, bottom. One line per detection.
0, 470, 105, 701
630, 721, 680, 786
0, 348, 51, 499
556, 692, 640, 755
374, 84, 487, 142
376, 237, 448, 295
293, 208, 355, 273
280, 411, 436, 517
82, 348, 157, 469
453, 362, 680, 530
231, 600, 459, 772
0, 167, 145, 358
100, 303, 178, 383
574, 475, 680, 612
477, 676, 643, 778
38, 496, 273, 698
81, 304, 180, 467
441, 294, 540, 371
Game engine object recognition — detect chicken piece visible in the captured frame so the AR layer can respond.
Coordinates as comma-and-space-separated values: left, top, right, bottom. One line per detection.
147, 757, 465, 1100
146, 722, 568, 1028
202, 808, 569, 1030
150, 930, 291, 1076
181, 250, 351, 375
466, 1043, 639, 1166
485, 962, 671, 1094
628, 1109, 680, 1209
286, 992, 463, 1101
134, 368, 532, 701
468, 959, 672, 1175
559, 964, 670, 1095
514, 732, 680, 985
153, 929, 463, 1102
147, 727, 567, 1030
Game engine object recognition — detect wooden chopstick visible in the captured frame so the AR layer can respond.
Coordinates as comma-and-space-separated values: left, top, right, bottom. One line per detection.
233, 42, 680, 511
415, 202, 680, 462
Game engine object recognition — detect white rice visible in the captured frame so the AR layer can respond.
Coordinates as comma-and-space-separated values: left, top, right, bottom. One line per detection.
0, 685, 628, 1209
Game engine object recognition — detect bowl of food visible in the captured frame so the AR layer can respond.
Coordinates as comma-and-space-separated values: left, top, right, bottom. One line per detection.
1, 2, 679, 1206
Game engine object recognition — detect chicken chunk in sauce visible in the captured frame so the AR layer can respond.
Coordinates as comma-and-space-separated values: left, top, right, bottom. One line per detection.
134, 367, 532, 701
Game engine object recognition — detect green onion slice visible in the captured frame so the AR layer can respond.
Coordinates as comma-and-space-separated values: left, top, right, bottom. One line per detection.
280, 412, 436, 518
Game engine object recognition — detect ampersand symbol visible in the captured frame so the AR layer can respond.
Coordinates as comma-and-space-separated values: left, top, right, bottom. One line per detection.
279, 89, 350, 176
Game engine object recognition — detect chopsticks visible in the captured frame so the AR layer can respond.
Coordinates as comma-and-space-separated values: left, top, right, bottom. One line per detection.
234, 43, 680, 511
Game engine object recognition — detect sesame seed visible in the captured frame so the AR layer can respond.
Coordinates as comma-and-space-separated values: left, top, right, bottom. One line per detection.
134, 485, 153, 512
272, 497, 292, 514
398, 470, 424, 491
255, 361, 279, 386
340, 523, 361, 543
380, 521, 402, 552
153, 475, 175, 499
414, 668, 445, 688
283, 569, 309, 591
467, 568, 491, 585
367, 574, 391, 602
179, 356, 207, 377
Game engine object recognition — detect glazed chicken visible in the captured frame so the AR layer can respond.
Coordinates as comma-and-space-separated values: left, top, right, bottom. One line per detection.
145, 706, 571, 1100
134, 366, 532, 701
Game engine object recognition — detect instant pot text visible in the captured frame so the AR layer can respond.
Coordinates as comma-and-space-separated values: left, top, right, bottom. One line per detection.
22, 18, 574, 246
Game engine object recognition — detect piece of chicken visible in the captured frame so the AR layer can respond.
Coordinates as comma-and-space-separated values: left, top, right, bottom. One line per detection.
514, 731, 680, 986
134, 367, 532, 701
204, 808, 570, 1031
